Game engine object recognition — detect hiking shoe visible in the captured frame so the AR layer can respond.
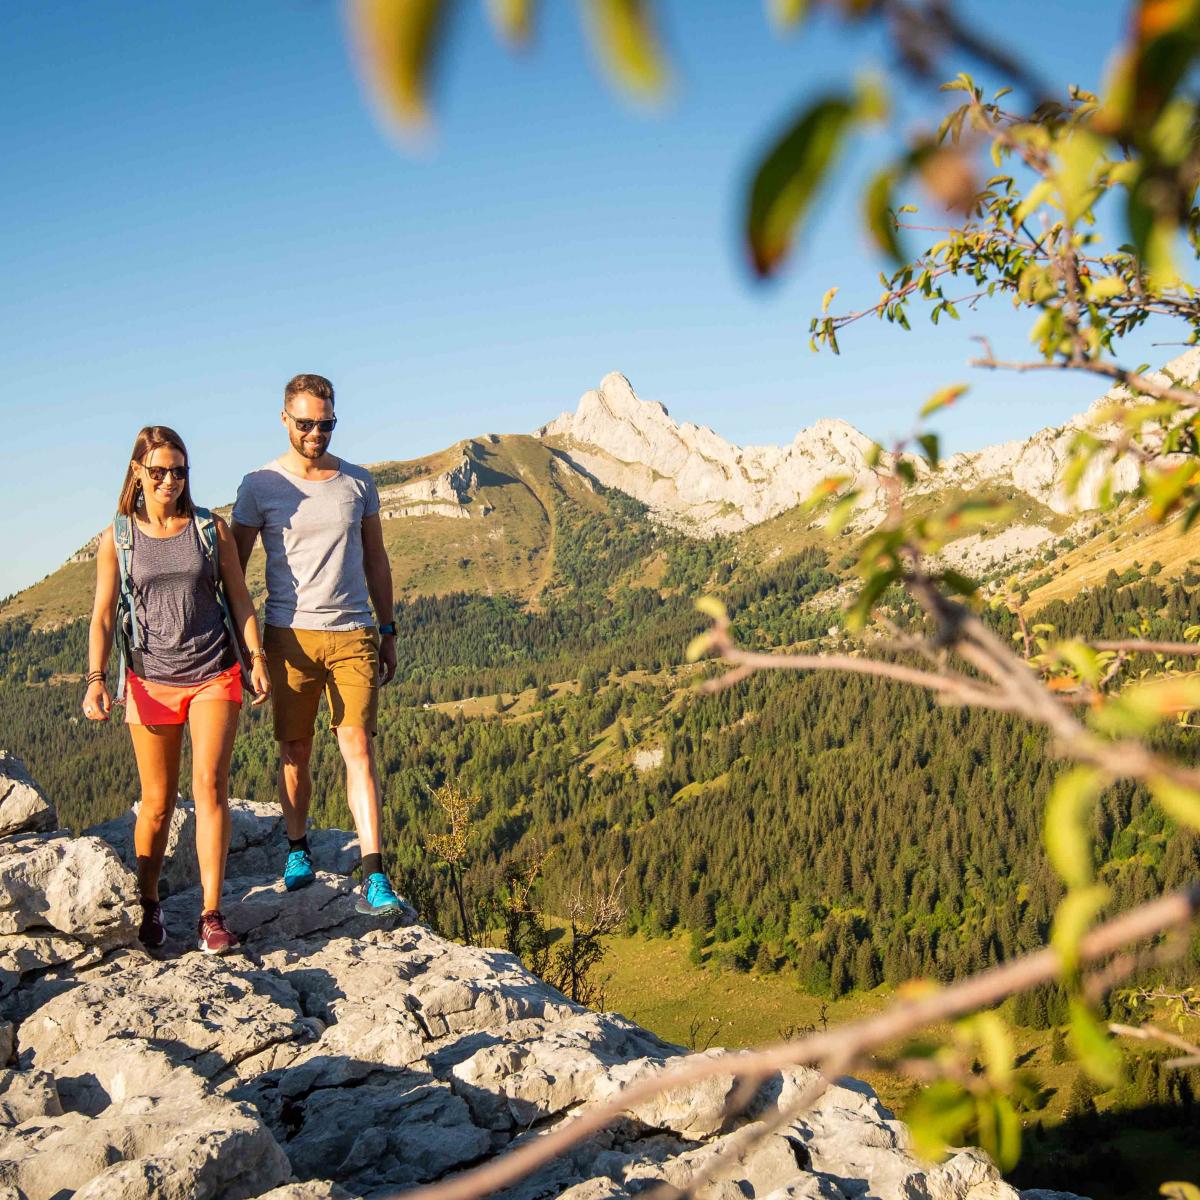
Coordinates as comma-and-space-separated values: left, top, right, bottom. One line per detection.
356, 872, 403, 915
197, 910, 240, 955
138, 900, 167, 949
283, 848, 316, 892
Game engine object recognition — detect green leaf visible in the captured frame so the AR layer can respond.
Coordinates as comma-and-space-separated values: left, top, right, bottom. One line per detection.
1068, 997, 1124, 1088
347, 0, 451, 133
1051, 884, 1111, 974
1085, 274, 1127, 302
896, 460, 917, 486
801, 474, 853, 512
487, 0, 536, 46
1092, 674, 1200, 736
746, 96, 857, 276
1149, 775, 1200, 831
825, 490, 861, 535
863, 167, 904, 262
975, 1093, 1022, 1172
920, 383, 967, 418
1044, 766, 1104, 888
821, 286, 839, 314
959, 1011, 1013, 1088
584, 0, 669, 101
1056, 129, 1105, 223
845, 568, 898, 633
916, 433, 940, 469
694, 596, 728, 621
1055, 640, 1103, 686
767, 0, 809, 29
1013, 179, 1052, 225
905, 1080, 975, 1164
939, 569, 978, 599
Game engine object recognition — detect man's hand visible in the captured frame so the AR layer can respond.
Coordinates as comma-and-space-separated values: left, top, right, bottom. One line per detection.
379, 634, 397, 685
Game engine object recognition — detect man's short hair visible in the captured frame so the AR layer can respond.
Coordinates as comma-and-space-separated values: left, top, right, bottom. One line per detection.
284, 374, 335, 407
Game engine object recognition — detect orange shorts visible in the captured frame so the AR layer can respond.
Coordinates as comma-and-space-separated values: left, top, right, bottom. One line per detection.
125, 665, 243, 726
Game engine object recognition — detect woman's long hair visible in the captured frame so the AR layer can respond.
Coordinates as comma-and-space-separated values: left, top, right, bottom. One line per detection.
116, 426, 195, 518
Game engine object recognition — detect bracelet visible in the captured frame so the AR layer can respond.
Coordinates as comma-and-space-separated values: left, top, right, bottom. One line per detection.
86, 671, 105, 684
249, 648, 267, 662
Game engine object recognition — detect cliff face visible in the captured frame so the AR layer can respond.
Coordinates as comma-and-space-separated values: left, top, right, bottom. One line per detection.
0, 753, 1084, 1200
539, 355, 1200, 536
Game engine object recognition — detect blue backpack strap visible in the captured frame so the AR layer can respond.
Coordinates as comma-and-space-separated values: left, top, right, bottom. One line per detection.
194, 506, 252, 687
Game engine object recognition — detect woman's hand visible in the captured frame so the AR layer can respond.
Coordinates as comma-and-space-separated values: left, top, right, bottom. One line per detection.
82, 680, 112, 722
249, 657, 272, 706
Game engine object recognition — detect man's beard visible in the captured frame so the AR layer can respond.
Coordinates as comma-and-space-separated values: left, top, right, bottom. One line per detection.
292, 433, 329, 460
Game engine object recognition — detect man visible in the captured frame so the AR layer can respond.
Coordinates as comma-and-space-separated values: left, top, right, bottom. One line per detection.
231, 373, 403, 914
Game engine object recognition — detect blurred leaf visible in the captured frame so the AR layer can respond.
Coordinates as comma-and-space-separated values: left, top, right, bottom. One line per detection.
747, 96, 857, 276
1092, 673, 1200, 735
845, 567, 898, 632
1056, 129, 1105, 223
487, 0, 535, 45
916, 433, 940, 469
584, 0, 669, 100
1051, 884, 1110, 974
347, 0, 451, 134
896, 460, 917, 486
684, 631, 713, 662
1044, 765, 1103, 888
959, 1011, 1013, 1088
1149, 775, 1200, 830
905, 1079, 974, 1163
942, 497, 1013, 532
1161, 1184, 1200, 1200
1068, 997, 1124, 1087
821, 286, 839, 313
825, 489, 861, 534
801, 474, 853, 511
975, 1093, 1022, 1172
939, 569, 978, 599
920, 383, 967, 418
864, 166, 904, 262
1144, 460, 1198, 521
695, 595, 728, 621
767, 0, 810, 29
1056, 639, 1103, 686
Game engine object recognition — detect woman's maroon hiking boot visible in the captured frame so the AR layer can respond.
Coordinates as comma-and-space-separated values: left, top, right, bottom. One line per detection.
197, 910, 240, 955
138, 900, 167, 949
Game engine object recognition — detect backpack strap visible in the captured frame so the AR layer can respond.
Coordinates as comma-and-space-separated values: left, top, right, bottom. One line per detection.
111, 513, 139, 702
193, 506, 252, 688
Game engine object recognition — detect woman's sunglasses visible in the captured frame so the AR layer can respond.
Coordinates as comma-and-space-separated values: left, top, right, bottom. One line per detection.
141, 464, 189, 482
286, 413, 337, 434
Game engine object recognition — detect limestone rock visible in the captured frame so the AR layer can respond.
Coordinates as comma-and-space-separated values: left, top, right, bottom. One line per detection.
1, 755, 1083, 1200
88, 797, 359, 898
0, 753, 55, 840
0, 1040, 290, 1200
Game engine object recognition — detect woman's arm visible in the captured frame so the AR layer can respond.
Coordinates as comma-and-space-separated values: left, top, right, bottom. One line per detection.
83, 527, 118, 720
214, 515, 271, 705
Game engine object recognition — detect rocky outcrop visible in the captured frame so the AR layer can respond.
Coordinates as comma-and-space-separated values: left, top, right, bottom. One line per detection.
539, 358, 1199, 537
379, 453, 479, 520
0, 758, 1086, 1199
539, 373, 887, 536
0, 752, 56, 839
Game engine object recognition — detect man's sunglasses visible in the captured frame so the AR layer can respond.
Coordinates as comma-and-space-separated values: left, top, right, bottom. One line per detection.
285, 412, 337, 434
140, 464, 189, 482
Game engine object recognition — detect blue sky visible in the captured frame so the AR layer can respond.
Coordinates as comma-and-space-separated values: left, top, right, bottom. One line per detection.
0, 1, 1175, 597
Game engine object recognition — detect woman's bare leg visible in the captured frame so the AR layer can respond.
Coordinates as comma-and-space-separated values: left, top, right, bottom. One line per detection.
129, 723, 184, 902
188, 700, 240, 913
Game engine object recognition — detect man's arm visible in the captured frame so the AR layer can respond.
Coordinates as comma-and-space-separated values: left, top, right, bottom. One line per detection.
230, 520, 260, 575
361, 513, 396, 684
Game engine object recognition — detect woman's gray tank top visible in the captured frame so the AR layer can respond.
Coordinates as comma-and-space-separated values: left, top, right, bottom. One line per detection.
129, 518, 236, 685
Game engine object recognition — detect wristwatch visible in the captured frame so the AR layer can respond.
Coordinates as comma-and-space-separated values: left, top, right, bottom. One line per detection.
378, 622, 397, 636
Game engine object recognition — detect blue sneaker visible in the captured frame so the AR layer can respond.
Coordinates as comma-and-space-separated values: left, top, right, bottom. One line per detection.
356, 871, 403, 915
283, 849, 316, 892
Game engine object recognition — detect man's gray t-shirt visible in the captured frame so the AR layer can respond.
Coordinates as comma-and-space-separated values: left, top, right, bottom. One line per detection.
232, 459, 380, 630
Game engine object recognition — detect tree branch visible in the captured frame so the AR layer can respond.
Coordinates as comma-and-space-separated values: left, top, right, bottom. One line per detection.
392, 885, 1200, 1200
968, 353, 1200, 410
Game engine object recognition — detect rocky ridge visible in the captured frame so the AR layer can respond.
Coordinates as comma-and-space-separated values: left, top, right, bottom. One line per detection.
0, 752, 1086, 1200
537, 355, 1200, 538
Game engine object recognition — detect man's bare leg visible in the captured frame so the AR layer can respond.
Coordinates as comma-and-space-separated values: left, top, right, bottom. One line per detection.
278, 735, 314, 840
334, 725, 382, 855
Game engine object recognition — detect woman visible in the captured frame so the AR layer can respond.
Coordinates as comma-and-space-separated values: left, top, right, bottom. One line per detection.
83, 426, 271, 954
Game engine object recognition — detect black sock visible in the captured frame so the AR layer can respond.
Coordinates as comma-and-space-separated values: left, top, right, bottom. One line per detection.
288, 835, 309, 854
361, 852, 383, 878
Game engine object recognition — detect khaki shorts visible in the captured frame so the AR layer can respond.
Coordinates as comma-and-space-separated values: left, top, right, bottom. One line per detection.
264, 625, 379, 741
